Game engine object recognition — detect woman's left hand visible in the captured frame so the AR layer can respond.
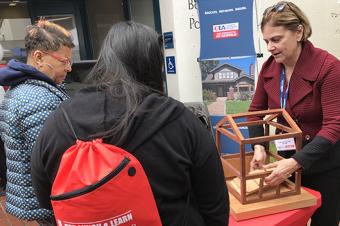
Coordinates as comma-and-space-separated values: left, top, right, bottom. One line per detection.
263, 158, 301, 186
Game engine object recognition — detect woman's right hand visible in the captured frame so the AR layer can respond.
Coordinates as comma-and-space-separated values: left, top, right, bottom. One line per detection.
250, 145, 267, 171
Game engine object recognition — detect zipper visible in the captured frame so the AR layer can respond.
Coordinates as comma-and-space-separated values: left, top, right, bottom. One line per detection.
51, 156, 130, 201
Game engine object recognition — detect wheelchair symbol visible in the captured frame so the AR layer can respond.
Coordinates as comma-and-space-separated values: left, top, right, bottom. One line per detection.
166, 56, 176, 74
167, 58, 174, 70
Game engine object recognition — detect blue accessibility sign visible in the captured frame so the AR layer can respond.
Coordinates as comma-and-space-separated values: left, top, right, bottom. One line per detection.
166, 56, 176, 74
163, 32, 174, 49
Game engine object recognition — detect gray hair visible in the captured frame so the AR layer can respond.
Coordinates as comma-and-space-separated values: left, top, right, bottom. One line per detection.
25, 19, 75, 55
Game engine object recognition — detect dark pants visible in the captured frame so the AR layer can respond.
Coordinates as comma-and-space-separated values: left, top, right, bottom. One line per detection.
0, 140, 6, 190
301, 168, 340, 226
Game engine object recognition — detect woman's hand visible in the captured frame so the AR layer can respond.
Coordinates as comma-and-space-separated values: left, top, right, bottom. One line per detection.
263, 158, 301, 186
250, 145, 267, 171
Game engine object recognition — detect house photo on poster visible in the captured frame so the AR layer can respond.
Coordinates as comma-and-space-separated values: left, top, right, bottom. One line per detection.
200, 56, 256, 154
201, 56, 256, 116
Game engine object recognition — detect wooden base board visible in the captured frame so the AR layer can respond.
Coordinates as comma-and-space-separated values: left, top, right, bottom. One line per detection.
227, 178, 293, 200
229, 187, 317, 221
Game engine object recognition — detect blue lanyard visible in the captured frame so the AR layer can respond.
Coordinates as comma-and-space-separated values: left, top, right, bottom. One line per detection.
280, 68, 289, 109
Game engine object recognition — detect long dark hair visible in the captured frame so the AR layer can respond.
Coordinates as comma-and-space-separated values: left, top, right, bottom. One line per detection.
86, 21, 164, 145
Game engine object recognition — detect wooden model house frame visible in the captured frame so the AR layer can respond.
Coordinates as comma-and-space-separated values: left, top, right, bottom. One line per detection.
216, 109, 303, 204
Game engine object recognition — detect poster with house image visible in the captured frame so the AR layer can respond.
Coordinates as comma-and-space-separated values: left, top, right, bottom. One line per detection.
201, 56, 256, 116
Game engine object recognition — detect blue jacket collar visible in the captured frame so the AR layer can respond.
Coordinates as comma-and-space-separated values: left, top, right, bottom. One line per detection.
0, 59, 56, 87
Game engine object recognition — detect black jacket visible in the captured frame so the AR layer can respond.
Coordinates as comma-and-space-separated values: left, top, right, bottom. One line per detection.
31, 86, 229, 226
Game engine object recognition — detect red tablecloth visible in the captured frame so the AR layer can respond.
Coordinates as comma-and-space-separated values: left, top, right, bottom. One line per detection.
229, 187, 321, 226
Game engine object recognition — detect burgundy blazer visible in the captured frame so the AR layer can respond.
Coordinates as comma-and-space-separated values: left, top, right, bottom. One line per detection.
249, 41, 340, 174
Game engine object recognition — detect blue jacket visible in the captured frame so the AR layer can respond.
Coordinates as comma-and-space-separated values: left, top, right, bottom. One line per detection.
0, 60, 69, 220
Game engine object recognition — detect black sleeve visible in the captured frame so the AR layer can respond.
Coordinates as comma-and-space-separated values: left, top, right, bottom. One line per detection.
292, 136, 333, 170
0, 139, 6, 188
189, 113, 229, 226
31, 136, 52, 209
31, 107, 75, 210
248, 125, 264, 138
247, 125, 268, 149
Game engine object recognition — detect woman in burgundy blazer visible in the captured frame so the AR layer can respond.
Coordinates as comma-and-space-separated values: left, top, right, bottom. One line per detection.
248, 2, 340, 226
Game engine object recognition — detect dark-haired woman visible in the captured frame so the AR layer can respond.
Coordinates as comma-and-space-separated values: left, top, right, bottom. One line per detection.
31, 21, 229, 226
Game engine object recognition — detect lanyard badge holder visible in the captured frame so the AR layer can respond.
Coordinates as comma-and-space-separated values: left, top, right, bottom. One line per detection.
275, 68, 296, 151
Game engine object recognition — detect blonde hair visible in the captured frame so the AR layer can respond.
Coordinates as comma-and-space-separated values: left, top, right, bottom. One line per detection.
261, 1, 312, 42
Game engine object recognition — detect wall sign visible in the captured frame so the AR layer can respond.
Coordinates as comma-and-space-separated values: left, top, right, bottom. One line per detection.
163, 32, 174, 49
166, 56, 176, 74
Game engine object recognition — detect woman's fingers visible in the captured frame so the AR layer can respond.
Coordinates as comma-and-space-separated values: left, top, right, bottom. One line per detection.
263, 162, 277, 169
250, 146, 267, 171
264, 169, 286, 185
250, 160, 261, 171
264, 158, 299, 185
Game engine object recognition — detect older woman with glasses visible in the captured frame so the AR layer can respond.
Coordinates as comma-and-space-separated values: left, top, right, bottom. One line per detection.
0, 19, 74, 225
248, 1, 340, 226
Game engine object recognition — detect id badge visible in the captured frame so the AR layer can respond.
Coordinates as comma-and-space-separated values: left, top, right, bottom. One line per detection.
274, 138, 296, 151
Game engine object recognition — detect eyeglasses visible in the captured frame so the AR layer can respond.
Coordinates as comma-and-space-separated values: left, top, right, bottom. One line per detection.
263, 2, 293, 16
42, 51, 72, 66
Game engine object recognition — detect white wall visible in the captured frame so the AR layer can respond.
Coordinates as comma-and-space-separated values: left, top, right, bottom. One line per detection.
255, 0, 340, 72
159, 0, 203, 103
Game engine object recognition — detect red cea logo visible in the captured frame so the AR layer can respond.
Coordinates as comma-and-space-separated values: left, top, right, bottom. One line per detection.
213, 22, 240, 39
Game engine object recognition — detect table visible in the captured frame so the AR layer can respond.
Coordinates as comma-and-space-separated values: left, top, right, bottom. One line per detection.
229, 188, 321, 226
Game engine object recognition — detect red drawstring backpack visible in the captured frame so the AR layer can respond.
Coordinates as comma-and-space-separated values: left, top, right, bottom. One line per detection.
50, 108, 162, 226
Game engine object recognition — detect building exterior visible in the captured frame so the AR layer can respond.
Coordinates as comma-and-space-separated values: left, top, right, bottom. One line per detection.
0, 0, 161, 61
0, 0, 203, 102
203, 63, 254, 99
2, 1, 339, 103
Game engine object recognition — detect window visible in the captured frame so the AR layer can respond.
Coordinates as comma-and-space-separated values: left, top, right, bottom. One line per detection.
43, 15, 81, 62
129, 0, 156, 30
0, 1, 31, 64
86, 0, 125, 58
